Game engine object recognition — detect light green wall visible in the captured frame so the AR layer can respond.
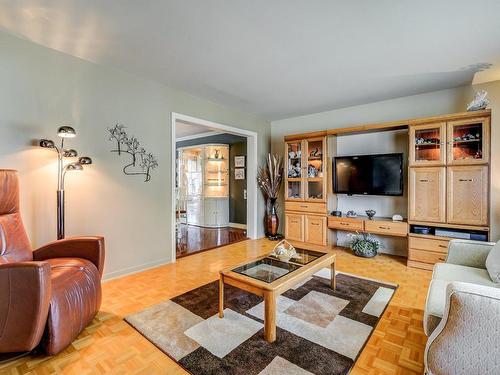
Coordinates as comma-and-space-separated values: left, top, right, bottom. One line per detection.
0, 31, 270, 278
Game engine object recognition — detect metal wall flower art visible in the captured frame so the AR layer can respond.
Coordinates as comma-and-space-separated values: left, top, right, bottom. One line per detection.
107, 124, 158, 182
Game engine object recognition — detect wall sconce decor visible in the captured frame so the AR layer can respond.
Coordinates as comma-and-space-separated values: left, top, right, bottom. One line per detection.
39, 126, 93, 240
107, 124, 158, 182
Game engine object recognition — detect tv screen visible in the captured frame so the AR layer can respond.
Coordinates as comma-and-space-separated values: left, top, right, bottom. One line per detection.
334, 153, 403, 196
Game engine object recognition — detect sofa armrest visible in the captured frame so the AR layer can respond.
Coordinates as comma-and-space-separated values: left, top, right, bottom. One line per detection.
33, 236, 105, 277
424, 282, 500, 374
445, 239, 495, 269
0, 262, 51, 353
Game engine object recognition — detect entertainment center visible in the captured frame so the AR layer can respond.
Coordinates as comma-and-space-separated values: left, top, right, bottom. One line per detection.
283, 109, 491, 270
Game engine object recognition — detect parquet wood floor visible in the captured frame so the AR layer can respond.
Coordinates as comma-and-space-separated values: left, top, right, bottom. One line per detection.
0, 239, 431, 375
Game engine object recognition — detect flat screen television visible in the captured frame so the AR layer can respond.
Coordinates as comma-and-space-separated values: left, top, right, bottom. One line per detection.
333, 153, 403, 196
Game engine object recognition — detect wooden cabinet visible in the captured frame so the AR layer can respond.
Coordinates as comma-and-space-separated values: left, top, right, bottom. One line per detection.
284, 133, 328, 250
447, 166, 489, 226
409, 122, 446, 166
305, 215, 327, 246
285, 213, 304, 242
409, 167, 446, 223
447, 117, 489, 165
285, 137, 327, 203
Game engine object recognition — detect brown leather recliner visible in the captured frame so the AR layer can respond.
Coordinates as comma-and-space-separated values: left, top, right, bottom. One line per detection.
0, 169, 105, 355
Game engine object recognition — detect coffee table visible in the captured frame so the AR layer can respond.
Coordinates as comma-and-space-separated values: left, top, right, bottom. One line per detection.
218, 248, 336, 343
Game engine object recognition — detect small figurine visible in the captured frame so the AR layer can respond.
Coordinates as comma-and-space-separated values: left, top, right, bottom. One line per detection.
467, 90, 489, 111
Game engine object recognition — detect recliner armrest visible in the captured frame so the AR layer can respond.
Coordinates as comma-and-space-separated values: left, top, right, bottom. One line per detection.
0, 261, 51, 353
445, 239, 495, 269
33, 236, 105, 277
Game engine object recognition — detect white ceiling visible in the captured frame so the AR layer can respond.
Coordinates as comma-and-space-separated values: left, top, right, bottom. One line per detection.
175, 121, 220, 140
1, 1, 500, 120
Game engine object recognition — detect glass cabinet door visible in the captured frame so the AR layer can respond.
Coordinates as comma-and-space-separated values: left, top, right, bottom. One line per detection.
305, 138, 325, 201
447, 118, 489, 165
286, 141, 303, 200
409, 123, 446, 166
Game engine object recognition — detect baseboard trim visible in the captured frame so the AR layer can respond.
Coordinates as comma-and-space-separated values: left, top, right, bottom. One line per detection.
103, 257, 173, 282
229, 222, 247, 229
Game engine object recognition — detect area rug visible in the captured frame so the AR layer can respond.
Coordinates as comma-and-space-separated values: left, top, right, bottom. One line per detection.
125, 270, 397, 375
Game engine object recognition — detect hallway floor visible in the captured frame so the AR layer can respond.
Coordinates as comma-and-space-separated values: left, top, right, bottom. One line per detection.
176, 224, 248, 258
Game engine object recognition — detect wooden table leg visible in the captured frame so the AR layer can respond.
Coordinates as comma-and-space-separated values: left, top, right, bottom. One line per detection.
263, 291, 276, 342
331, 261, 336, 291
219, 275, 224, 318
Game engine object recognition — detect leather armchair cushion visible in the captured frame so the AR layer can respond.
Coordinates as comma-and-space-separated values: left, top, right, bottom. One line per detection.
40, 258, 102, 355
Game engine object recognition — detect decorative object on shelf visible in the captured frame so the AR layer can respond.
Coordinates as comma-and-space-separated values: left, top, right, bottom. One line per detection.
270, 239, 298, 262
331, 210, 342, 217
466, 90, 489, 111
415, 137, 439, 145
308, 165, 318, 177
288, 159, 301, 178
234, 155, 245, 167
346, 210, 357, 218
214, 149, 222, 159
365, 210, 376, 220
309, 148, 320, 157
392, 214, 403, 222
348, 232, 380, 258
107, 124, 158, 182
257, 154, 283, 240
39, 126, 93, 239
235, 168, 245, 180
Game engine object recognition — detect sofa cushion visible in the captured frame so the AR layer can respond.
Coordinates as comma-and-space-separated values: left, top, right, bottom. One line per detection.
41, 258, 101, 355
485, 241, 500, 283
424, 263, 500, 336
432, 263, 498, 287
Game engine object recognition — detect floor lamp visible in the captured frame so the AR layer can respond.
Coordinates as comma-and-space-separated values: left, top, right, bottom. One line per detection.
39, 126, 92, 239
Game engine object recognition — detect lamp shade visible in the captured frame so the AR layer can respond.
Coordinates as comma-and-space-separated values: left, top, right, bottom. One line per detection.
57, 126, 76, 138
63, 149, 78, 157
66, 162, 83, 171
39, 139, 55, 148
78, 156, 92, 165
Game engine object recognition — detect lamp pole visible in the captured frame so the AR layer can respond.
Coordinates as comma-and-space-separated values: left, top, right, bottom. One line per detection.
39, 126, 92, 240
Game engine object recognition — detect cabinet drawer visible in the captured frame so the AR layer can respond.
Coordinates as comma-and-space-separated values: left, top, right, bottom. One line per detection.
408, 237, 449, 253
364, 220, 408, 237
328, 217, 364, 231
408, 249, 447, 264
285, 201, 326, 214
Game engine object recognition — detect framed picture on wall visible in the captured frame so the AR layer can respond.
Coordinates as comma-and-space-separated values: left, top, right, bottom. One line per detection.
235, 168, 245, 180
234, 156, 245, 167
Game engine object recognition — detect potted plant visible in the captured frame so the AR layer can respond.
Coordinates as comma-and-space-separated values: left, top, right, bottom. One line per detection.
348, 232, 380, 258
257, 154, 283, 240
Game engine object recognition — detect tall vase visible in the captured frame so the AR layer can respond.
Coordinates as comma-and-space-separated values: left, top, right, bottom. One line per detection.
266, 198, 279, 240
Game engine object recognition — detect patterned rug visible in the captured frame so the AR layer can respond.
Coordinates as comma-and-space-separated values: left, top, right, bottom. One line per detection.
125, 270, 397, 374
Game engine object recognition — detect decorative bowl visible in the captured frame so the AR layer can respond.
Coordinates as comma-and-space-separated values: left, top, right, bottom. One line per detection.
365, 210, 376, 220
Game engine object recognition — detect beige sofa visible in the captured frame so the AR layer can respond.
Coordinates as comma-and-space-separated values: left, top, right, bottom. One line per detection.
424, 239, 500, 374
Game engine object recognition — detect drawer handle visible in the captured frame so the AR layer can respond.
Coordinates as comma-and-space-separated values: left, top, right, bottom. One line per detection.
459, 178, 473, 182
438, 257, 446, 261
340, 223, 350, 226
311, 223, 319, 226
438, 244, 447, 248
300, 205, 308, 208
378, 226, 390, 230
419, 179, 433, 183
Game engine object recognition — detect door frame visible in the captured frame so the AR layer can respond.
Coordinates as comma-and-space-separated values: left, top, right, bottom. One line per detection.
171, 112, 259, 262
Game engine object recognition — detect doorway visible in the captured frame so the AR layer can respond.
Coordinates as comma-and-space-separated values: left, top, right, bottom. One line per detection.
171, 113, 258, 261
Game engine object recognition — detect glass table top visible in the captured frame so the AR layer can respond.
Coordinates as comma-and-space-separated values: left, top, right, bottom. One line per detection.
268, 248, 325, 265
232, 249, 327, 283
